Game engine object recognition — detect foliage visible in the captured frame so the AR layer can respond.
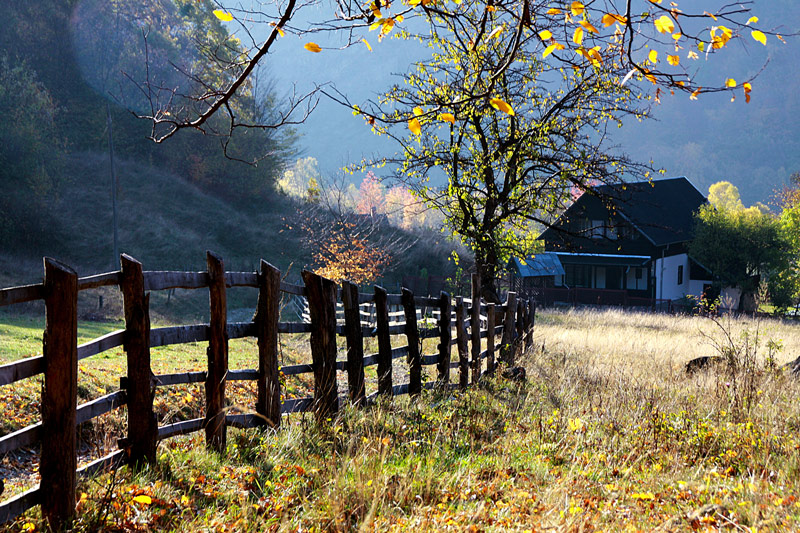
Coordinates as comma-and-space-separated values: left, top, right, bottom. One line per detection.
690, 198, 792, 311
0, 55, 64, 247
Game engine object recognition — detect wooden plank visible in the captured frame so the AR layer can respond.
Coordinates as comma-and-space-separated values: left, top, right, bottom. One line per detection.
228, 369, 259, 381
0, 423, 40, 455
77, 450, 126, 479
143, 271, 208, 291
255, 260, 281, 427
205, 252, 228, 453
76, 391, 127, 425
402, 288, 422, 397
40, 257, 78, 528
470, 274, 481, 385
342, 280, 366, 405
358, 293, 374, 304
150, 325, 208, 348
225, 271, 258, 287
77, 271, 121, 291
419, 328, 439, 340
281, 363, 313, 376
437, 292, 451, 384
486, 303, 496, 374
0, 486, 40, 524
391, 345, 410, 360
0, 356, 43, 387
501, 292, 517, 364
121, 255, 158, 467
0, 391, 126, 457
385, 294, 402, 306
278, 322, 312, 334
225, 413, 260, 429
279, 281, 306, 296
154, 371, 206, 387
414, 296, 440, 307
387, 324, 406, 335
0, 283, 44, 307
77, 330, 125, 361
227, 321, 256, 339
302, 271, 339, 422
158, 418, 204, 440
282, 397, 313, 414
374, 286, 393, 396
421, 354, 439, 366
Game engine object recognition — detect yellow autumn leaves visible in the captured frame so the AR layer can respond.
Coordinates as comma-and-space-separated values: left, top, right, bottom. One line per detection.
407, 98, 514, 135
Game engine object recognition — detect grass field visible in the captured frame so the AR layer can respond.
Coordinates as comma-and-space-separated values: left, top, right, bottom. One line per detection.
3, 307, 800, 531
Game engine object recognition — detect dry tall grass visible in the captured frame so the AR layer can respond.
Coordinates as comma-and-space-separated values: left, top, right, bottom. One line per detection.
7, 307, 800, 531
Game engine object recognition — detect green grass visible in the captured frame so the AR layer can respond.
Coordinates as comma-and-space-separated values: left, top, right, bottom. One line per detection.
5, 308, 800, 531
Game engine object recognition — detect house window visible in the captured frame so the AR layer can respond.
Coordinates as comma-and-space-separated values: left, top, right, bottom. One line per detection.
677, 265, 684, 285
591, 220, 604, 239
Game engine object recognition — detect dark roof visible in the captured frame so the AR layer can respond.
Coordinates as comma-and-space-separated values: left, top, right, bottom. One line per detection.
508, 253, 565, 277
545, 177, 707, 246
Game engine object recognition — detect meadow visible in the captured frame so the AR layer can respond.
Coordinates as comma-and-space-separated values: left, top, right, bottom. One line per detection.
2, 307, 800, 531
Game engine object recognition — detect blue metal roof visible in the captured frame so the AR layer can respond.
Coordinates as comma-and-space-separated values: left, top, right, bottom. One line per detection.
509, 253, 565, 278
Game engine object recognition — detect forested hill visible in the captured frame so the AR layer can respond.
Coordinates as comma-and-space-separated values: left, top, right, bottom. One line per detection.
267, 0, 800, 205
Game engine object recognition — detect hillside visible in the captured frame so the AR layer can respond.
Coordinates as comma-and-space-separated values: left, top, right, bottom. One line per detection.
0, 152, 458, 321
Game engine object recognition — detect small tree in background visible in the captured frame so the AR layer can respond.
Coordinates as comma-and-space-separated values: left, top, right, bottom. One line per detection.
691, 183, 793, 312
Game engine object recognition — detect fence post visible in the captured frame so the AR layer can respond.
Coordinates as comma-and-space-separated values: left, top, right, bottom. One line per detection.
255, 260, 281, 427
120, 254, 157, 466
374, 286, 393, 396
205, 251, 228, 453
486, 303, 496, 374
341, 280, 365, 405
402, 288, 422, 396
437, 291, 451, 385
516, 299, 525, 359
501, 291, 517, 365
455, 297, 469, 389
470, 274, 482, 385
40, 258, 78, 528
302, 271, 339, 421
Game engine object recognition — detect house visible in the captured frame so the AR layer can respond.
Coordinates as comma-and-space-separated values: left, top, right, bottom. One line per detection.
507, 253, 565, 292
518, 176, 734, 308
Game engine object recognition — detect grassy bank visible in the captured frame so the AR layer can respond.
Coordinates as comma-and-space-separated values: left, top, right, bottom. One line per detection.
3, 308, 800, 531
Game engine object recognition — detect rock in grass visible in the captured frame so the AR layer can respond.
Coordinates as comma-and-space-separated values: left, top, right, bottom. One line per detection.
685, 356, 723, 374
501, 366, 526, 382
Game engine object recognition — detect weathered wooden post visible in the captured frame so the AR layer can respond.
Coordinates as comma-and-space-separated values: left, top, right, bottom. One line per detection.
501, 291, 517, 364
402, 288, 422, 396
205, 251, 228, 453
255, 260, 281, 427
437, 291, 451, 385
40, 258, 78, 528
455, 297, 469, 389
516, 299, 525, 358
374, 286, 393, 396
120, 254, 157, 466
486, 303, 496, 374
470, 274, 482, 384
341, 280, 366, 405
302, 270, 339, 421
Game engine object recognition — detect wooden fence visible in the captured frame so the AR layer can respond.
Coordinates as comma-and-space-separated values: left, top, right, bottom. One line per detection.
0, 253, 535, 528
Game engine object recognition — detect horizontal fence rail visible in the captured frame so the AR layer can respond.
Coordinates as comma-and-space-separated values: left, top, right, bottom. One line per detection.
0, 252, 534, 528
